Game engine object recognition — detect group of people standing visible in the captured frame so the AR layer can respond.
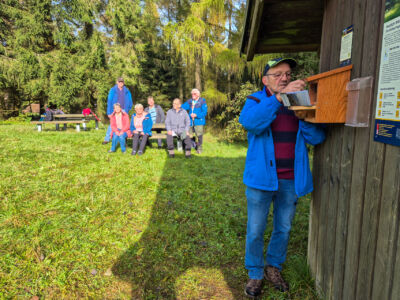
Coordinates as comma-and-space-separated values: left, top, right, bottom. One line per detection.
102, 77, 207, 158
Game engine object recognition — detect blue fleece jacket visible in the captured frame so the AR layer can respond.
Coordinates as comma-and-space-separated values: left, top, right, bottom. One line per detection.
239, 87, 325, 197
107, 85, 133, 115
130, 113, 153, 136
182, 97, 208, 126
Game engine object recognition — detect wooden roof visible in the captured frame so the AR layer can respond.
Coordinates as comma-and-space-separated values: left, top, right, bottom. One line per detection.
240, 0, 324, 60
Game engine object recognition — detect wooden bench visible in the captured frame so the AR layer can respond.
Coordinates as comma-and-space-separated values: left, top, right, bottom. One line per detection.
32, 113, 100, 132
54, 114, 100, 130
31, 120, 89, 132
129, 123, 184, 150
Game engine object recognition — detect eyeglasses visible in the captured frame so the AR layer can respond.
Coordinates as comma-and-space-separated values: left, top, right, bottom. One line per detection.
265, 72, 292, 79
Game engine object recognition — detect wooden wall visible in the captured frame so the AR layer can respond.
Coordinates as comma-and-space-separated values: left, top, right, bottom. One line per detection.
307, 0, 400, 299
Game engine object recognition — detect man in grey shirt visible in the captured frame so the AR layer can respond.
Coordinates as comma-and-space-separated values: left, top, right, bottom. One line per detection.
165, 98, 191, 158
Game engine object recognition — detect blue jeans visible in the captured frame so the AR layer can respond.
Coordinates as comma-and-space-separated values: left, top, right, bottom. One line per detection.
245, 180, 298, 279
111, 132, 127, 152
104, 125, 112, 142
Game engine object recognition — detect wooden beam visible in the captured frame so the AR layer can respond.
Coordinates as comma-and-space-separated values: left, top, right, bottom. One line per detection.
255, 43, 320, 54
239, 0, 253, 56
245, 0, 265, 60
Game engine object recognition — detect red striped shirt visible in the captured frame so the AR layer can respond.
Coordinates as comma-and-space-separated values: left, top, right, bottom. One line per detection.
267, 88, 299, 179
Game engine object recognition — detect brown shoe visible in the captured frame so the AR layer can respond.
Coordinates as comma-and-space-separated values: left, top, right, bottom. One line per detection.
244, 279, 263, 298
264, 265, 289, 292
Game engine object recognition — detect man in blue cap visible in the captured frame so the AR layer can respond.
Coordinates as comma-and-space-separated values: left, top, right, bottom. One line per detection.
239, 58, 325, 298
102, 77, 133, 144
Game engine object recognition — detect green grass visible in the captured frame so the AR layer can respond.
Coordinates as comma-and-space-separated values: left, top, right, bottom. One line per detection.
0, 122, 318, 299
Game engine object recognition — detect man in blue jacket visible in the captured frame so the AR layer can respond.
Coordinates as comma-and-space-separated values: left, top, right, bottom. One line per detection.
239, 58, 325, 298
102, 77, 133, 144
182, 88, 208, 154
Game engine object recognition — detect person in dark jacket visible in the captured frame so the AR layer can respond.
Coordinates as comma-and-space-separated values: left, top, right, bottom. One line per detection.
130, 104, 153, 156
239, 58, 325, 298
181, 89, 208, 154
103, 77, 133, 144
165, 98, 191, 158
144, 96, 165, 148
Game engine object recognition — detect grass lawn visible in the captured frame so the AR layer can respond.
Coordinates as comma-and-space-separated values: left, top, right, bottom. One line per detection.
0, 122, 318, 299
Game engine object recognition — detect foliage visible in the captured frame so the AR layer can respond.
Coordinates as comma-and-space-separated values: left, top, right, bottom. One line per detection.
0, 0, 181, 118
0, 123, 318, 299
291, 52, 320, 79
1, 114, 32, 124
218, 81, 258, 142
201, 79, 228, 115
0, 0, 320, 130
246, 53, 283, 82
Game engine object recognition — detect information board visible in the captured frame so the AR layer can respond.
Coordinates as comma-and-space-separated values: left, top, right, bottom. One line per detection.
340, 25, 353, 67
374, 0, 400, 146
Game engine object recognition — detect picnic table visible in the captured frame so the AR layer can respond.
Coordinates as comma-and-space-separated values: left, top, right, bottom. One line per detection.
31, 114, 100, 132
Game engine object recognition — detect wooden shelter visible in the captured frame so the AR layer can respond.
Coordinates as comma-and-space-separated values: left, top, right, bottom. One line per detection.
241, 0, 400, 299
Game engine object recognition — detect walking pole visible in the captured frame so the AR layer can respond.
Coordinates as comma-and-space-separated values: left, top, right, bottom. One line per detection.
191, 101, 196, 149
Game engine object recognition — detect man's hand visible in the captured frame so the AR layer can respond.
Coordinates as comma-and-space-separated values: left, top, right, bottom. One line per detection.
167, 131, 172, 135
190, 113, 197, 118
140, 132, 144, 136
276, 79, 306, 103
133, 130, 138, 134
281, 80, 306, 93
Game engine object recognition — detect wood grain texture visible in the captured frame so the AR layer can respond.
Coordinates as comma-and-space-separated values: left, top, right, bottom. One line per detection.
308, 0, 336, 294
307, 67, 352, 123
354, 0, 386, 298
372, 144, 400, 300
331, 0, 356, 298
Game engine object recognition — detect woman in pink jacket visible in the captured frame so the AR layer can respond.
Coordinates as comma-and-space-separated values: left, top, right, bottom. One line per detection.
109, 103, 131, 153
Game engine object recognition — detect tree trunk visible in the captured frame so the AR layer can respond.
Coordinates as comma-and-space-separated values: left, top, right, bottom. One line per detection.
227, 0, 232, 48
195, 53, 202, 91
179, 67, 184, 100
228, 73, 232, 99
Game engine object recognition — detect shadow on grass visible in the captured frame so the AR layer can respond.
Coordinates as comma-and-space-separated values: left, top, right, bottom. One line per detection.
112, 155, 247, 299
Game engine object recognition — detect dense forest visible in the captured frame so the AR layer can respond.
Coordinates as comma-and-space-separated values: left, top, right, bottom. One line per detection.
0, 0, 318, 138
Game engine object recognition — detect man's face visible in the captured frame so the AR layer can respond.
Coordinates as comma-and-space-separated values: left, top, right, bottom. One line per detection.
117, 81, 124, 89
262, 63, 292, 94
173, 100, 181, 110
147, 98, 154, 106
191, 91, 200, 101
114, 105, 122, 113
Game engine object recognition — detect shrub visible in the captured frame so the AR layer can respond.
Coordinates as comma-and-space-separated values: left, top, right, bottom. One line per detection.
219, 82, 258, 142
